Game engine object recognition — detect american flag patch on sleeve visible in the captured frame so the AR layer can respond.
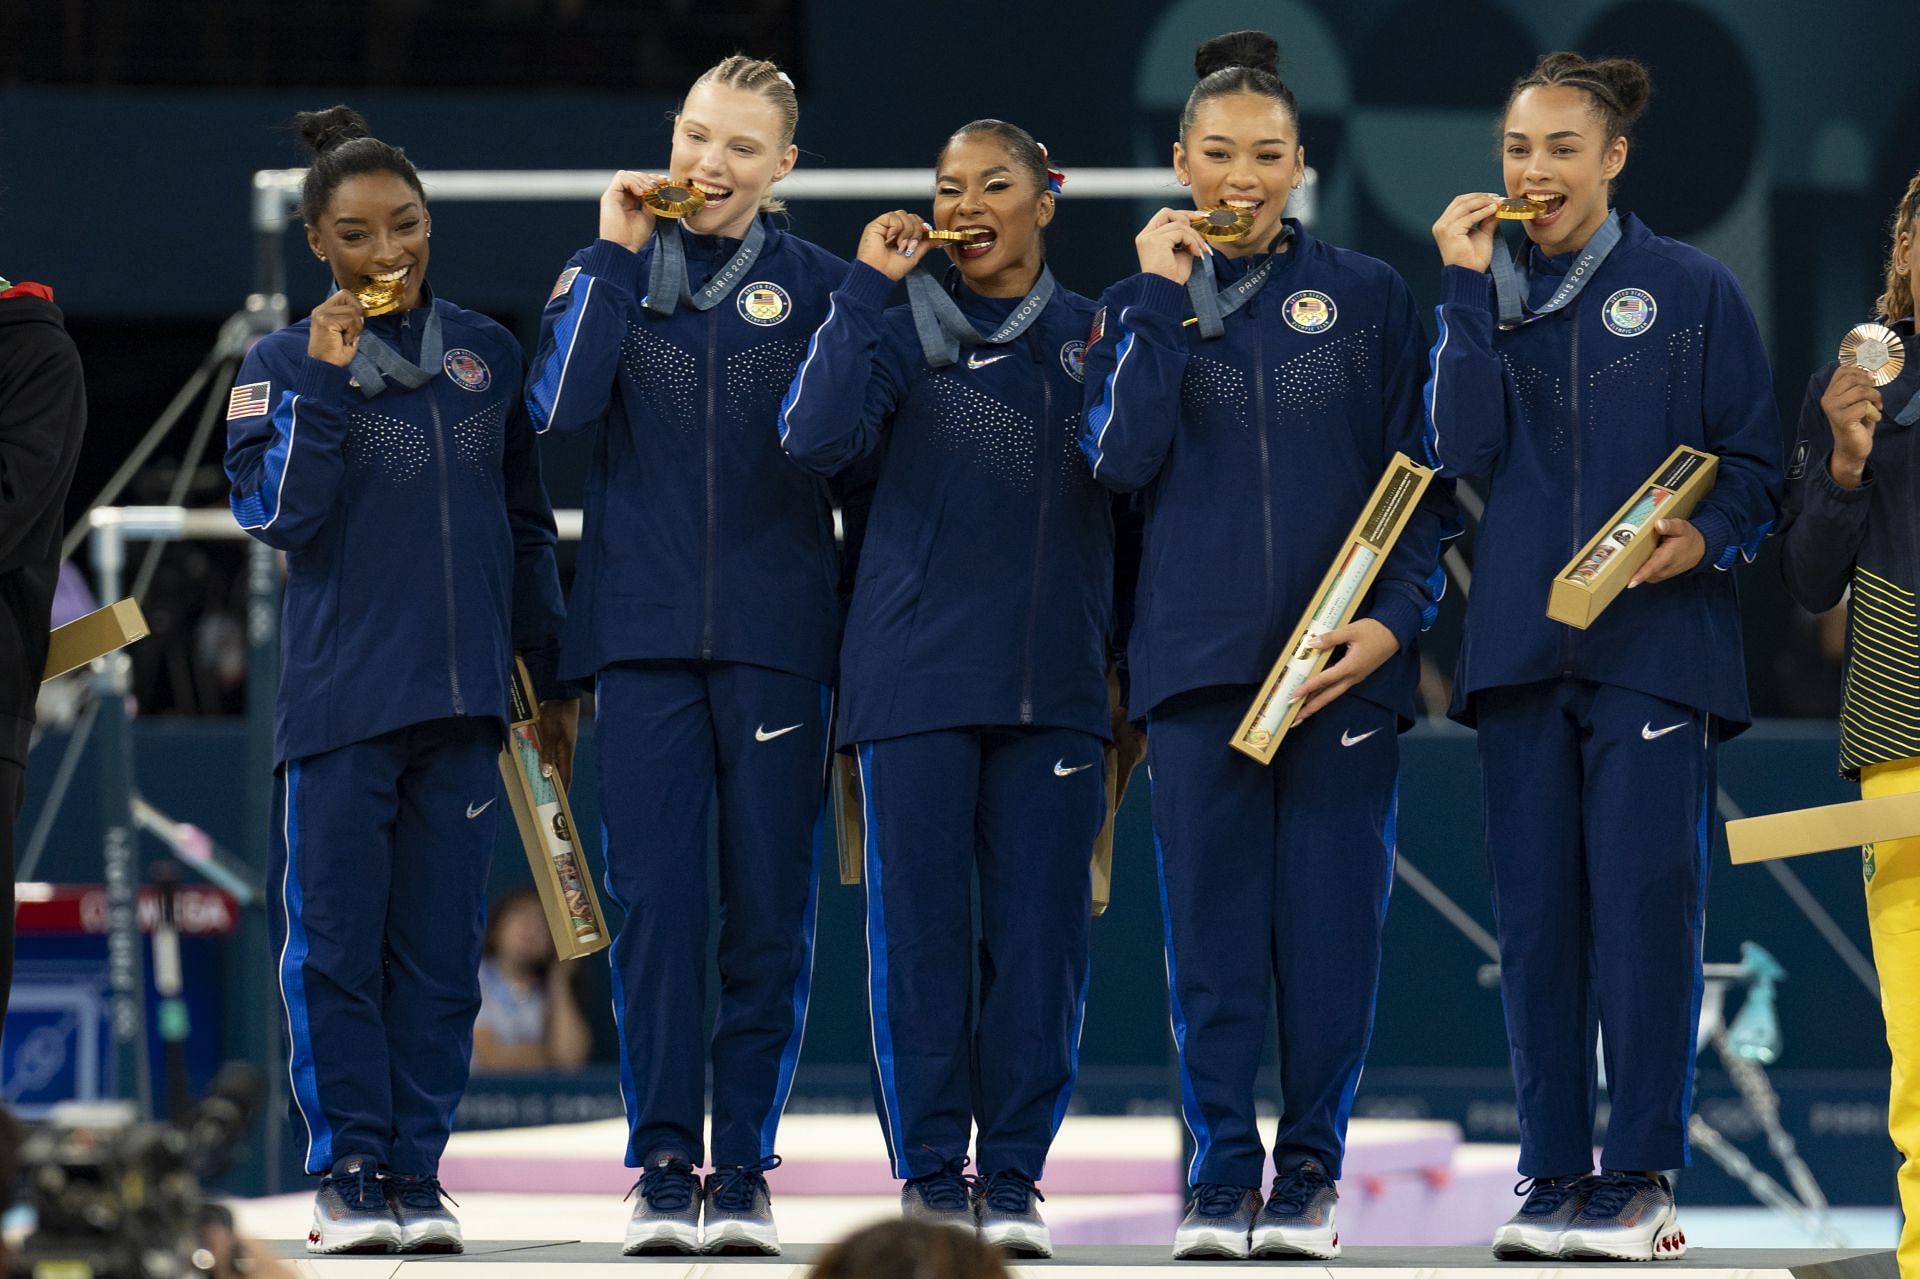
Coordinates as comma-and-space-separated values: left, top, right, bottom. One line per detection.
549, 266, 581, 302
227, 381, 271, 420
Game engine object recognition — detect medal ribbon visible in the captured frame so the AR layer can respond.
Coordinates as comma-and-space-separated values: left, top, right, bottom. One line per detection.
1490, 209, 1622, 329
644, 217, 768, 317
1184, 224, 1292, 339
906, 264, 1056, 368
348, 305, 444, 400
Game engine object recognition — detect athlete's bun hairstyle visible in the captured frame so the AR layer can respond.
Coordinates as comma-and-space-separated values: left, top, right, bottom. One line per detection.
295, 104, 371, 156
292, 103, 425, 225
684, 54, 799, 214
1180, 30, 1296, 138
1507, 51, 1652, 143
1194, 30, 1280, 81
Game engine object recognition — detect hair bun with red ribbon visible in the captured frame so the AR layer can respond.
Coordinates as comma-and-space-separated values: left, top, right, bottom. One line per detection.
1038, 141, 1065, 194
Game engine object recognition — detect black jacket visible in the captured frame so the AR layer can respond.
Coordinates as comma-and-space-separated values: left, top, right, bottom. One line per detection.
1780, 320, 1920, 778
0, 290, 85, 765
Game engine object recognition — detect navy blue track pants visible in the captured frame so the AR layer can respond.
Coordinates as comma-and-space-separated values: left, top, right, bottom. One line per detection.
857, 725, 1105, 1181
596, 659, 831, 1169
1475, 678, 1714, 1177
1147, 685, 1398, 1190
269, 716, 500, 1177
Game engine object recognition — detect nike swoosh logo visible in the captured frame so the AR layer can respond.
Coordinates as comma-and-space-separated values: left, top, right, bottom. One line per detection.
755, 722, 803, 742
1054, 760, 1095, 776
1340, 728, 1381, 748
967, 351, 1011, 369
1642, 721, 1688, 740
466, 798, 496, 819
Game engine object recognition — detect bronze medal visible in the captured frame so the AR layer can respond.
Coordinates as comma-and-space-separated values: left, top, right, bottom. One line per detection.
1839, 322, 1906, 388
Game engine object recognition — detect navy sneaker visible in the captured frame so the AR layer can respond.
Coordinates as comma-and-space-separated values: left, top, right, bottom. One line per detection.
703, 1158, 781, 1256
1491, 1175, 1594, 1259
308, 1155, 400, 1254
1559, 1172, 1686, 1261
623, 1153, 702, 1255
386, 1173, 461, 1253
975, 1170, 1050, 1258
901, 1157, 976, 1232
1172, 1182, 1262, 1259
1249, 1159, 1340, 1259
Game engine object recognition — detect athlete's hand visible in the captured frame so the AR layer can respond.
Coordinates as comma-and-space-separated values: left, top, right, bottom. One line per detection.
856, 210, 932, 282
1433, 192, 1503, 273
1820, 364, 1881, 488
537, 698, 580, 790
599, 170, 666, 252
1292, 618, 1399, 720
1630, 518, 1706, 587
1134, 208, 1213, 285
307, 290, 364, 367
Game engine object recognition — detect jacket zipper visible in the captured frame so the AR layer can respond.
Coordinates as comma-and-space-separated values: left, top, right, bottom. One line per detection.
701, 306, 719, 661
1562, 307, 1582, 676
1019, 360, 1053, 726
1253, 308, 1275, 638
414, 310, 465, 716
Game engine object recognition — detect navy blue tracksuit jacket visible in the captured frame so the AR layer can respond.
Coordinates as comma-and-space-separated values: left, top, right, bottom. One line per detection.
1424, 209, 1782, 1176
1077, 222, 1449, 1189
226, 294, 565, 1176
780, 259, 1111, 1181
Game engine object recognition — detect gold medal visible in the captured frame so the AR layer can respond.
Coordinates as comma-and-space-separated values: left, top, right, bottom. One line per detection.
1191, 204, 1256, 242
1495, 196, 1547, 221
353, 270, 407, 317
642, 180, 708, 219
925, 228, 991, 244
1839, 322, 1906, 387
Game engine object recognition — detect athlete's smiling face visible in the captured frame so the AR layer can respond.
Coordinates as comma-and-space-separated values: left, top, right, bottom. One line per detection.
933, 132, 1054, 295
307, 171, 430, 312
1501, 84, 1628, 257
669, 82, 797, 240
1174, 91, 1303, 257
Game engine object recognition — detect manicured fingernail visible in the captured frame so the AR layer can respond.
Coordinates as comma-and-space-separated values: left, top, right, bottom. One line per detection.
542, 763, 553, 777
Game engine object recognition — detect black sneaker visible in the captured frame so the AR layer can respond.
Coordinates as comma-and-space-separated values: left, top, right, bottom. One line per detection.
622, 1152, 702, 1255
308, 1155, 400, 1254
387, 1173, 461, 1254
1250, 1159, 1340, 1259
901, 1156, 976, 1232
1172, 1181, 1262, 1259
976, 1169, 1050, 1258
703, 1158, 781, 1256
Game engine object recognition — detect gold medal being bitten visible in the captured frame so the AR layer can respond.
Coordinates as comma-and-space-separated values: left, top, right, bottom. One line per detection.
925, 228, 991, 244
353, 270, 406, 317
642, 181, 708, 219
1839, 322, 1906, 388
1495, 196, 1547, 221
1191, 204, 1256, 241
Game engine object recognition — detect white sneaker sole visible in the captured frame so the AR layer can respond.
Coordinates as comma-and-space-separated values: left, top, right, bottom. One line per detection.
1250, 1224, 1339, 1260
623, 1220, 700, 1255
982, 1221, 1052, 1258
1491, 1224, 1565, 1259
400, 1221, 464, 1254
308, 1214, 401, 1255
1561, 1206, 1687, 1261
1172, 1226, 1251, 1260
703, 1219, 781, 1256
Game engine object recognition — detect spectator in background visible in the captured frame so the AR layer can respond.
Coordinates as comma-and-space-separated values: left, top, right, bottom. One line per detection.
809, 1220, 1011, 1279
472, 887, 591, 1073
0, 275, 88, 1035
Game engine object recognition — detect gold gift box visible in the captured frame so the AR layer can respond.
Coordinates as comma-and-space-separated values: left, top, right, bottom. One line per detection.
44, 599, 149, 680
1230, 453, 1435, 765
499, 656, 609, 961
1547, 445, 1718, 630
